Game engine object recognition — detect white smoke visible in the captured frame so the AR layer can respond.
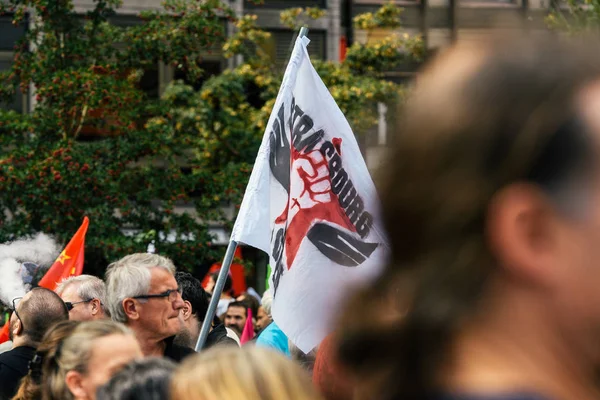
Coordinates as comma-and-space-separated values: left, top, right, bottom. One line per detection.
0, 233, 61, 307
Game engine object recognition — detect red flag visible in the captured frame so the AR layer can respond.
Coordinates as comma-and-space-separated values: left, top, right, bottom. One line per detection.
240, 308, 255, 344
38, 216, 89, 290
0, 217, 89, 344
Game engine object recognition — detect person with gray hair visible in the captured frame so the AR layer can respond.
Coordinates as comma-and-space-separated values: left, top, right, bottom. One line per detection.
256, 289, 290, 357
256, 289, 273, 334
56, 275, 109, 321
105, 253, 194, 362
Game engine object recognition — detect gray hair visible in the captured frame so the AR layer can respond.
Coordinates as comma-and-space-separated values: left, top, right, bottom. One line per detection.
105, 253, 176, 323
56, 275, 109, 315
261, 289, 273, 318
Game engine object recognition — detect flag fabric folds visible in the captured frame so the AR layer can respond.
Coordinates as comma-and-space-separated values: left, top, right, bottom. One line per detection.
38, 216, 89, 291
231, 36, 389, 352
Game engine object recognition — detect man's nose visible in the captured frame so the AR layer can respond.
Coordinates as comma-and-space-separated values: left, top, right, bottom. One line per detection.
172, 293, 185, 310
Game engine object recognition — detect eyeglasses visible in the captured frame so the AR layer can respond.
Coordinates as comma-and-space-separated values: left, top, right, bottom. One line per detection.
10, 297, 24, 331
64, 299, 93, 311
133, 287, 182, 302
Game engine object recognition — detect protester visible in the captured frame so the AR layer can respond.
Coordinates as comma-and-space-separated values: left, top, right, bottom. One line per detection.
257, 289, 273, 333
96, 357, 176, 400
56, 275, 109, 321
12, 320, 79, 400
42, 320, 142, 400
105, 253, 194, 361
255, 305, 271, 333
236, 292, 259, 331
171, 346, 324, 400
0, 288, 69, 400
338, 36, 600, 400
174, 271, 237, 349
223, 301, 247, 338
256, 290, 290, 356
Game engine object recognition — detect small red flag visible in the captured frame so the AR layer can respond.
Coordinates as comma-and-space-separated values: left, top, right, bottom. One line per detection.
0, 217, 89, 344
38, 216, 89, 290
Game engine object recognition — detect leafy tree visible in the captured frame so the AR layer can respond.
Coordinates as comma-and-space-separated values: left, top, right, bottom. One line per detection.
546, 0, 600, 32
0, 0, 236, 275
0, 0, 423, 278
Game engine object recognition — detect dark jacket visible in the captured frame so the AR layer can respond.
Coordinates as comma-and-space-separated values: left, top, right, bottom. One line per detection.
205, 323, 237, 349
0, 345, 36, 400
164, 336, 195, 363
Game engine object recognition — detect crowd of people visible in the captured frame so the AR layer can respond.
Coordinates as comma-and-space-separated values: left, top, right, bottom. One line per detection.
0, 253, 323, 400
3, 34, 600, 399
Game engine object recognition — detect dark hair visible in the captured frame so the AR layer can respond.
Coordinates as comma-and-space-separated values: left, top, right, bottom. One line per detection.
12, 320, 79, 400
338, 36, 600, 399
175, 271, 209, 323
211, 271, 233, 295
240, 294, 259, 319
227, 301, 247, 316
96, 357, 176, 400
21, 287, 69, 344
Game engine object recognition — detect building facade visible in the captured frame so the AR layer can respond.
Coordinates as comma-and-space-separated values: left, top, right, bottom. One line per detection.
0, 0, 553, 112
0, 0, 560, 168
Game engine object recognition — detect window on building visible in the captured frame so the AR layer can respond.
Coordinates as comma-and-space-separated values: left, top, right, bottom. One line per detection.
0, 53, 26, 113
244, 0, 327, 10
0, 15, 27, 113
262, 29, 326, 69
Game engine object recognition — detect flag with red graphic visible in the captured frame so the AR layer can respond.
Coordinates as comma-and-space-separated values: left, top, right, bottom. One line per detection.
231, 36, 389, 352
38, 216, 89, 290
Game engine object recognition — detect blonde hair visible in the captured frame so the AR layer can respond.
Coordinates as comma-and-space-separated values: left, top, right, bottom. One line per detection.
171, 346, 323, 400
41, 320, 132, 400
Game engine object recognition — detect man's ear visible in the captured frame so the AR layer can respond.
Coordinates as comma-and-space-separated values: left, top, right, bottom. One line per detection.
90, 299, 102, 316
180, 300, 193, 322
122, 298, 140, 321
65, 370, 86, 399
12, 318, 22, 338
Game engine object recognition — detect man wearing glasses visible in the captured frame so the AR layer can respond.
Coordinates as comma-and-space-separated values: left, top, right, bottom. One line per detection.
56, 275, 108, 321
105, 253, 195, 362
0, 287, 68, 399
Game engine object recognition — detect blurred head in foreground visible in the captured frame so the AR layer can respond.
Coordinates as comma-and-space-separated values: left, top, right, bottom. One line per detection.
339, 35, 600, 400
96, 357, 176, 400
171, 346, 323, 400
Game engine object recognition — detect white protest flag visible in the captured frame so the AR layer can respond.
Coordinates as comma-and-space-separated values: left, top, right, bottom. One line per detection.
231, 36, 389, 352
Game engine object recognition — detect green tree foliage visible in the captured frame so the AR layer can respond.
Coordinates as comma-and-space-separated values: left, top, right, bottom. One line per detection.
0, 0, 423, 276
0, 0, 236, 274
546, 0, 600, 32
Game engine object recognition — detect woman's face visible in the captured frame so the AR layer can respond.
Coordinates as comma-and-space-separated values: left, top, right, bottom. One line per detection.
67, 333, 142, 400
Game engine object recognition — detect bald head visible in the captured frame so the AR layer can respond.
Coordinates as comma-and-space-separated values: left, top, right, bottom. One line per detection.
18, 287, 69, 344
